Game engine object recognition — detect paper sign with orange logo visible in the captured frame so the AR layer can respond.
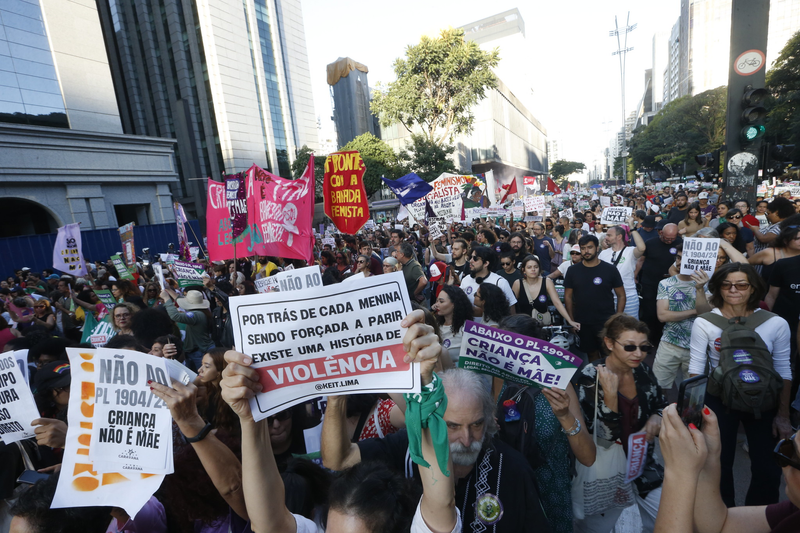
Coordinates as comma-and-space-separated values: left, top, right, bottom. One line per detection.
51, 349, 170, 517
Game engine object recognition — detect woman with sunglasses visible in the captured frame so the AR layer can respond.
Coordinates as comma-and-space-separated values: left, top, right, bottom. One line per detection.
143, 281, 163, 307
655, 403, 800, 533
334, 251, 351, 275
28, 299, 56, 331
573, 313, 665, 532
725, 208, 756, 257
352, 254, 373, 278
688, 262, 792, 507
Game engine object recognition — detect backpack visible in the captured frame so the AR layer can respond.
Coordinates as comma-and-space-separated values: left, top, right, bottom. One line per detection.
700, 311, 783, 418
495, 384, 545, 469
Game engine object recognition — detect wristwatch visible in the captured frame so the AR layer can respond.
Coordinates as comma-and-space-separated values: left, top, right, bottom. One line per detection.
182, 422, 213, 443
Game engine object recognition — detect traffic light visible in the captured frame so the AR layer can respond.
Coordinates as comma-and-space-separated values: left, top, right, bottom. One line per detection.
695, 149, 720, 176
768, 144, 796, 176
740, 85, 768, 145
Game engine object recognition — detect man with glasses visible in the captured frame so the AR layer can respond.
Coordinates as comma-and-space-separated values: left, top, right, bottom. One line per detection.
652, 243, 711, 394
564, 235, 625, 361
358, 242, 383, 276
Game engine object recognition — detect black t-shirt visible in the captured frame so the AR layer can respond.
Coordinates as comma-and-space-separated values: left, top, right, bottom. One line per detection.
769, 255, 800, 332
564, 261, 623, 323
667, 206, 688, 224
451, 260, 471, 283
358, 430, 552, 533
531, 237, 554, 273
496, 267, 523, 289
640, 236, 682, 290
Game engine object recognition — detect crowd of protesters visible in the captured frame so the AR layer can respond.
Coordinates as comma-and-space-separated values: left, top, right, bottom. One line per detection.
4, 181, 800, 533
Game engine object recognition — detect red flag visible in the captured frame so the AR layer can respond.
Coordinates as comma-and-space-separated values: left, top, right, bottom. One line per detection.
500, 178, 518, 203
323, 151, 369, 234
547, 177, 561, 195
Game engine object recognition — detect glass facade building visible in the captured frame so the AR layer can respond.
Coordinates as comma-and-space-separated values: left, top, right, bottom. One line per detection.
0, 0, 68, 128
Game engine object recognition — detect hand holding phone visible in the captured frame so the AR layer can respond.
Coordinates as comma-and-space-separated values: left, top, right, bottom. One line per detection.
677, 375, 708, 429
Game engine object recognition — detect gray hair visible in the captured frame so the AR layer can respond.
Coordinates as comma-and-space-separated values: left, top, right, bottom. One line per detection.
398, 242, 414, 259
695, 227, 719, 238
383, 257, 399, 270
440, 368, 498, 436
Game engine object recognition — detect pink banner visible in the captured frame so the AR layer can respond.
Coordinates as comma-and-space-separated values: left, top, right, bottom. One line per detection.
206, 158, 315, 264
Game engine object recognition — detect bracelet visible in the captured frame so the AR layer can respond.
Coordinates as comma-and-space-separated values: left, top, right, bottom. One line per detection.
561, 418, 581, 436
182, 422, 212, 443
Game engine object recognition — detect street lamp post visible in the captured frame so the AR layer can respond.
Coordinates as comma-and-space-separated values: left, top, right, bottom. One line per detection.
610, 13, 636, 184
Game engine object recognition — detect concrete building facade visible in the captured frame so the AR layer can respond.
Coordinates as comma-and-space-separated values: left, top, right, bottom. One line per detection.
0, 0, 178, 237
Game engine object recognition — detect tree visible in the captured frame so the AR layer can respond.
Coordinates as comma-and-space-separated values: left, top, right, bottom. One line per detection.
766, 29, 800, 163
398, 134, 458, 182
550, 160, 586, 188
291, 145, 326, 201
340, 133, 405, 195
371, 28, 499, 147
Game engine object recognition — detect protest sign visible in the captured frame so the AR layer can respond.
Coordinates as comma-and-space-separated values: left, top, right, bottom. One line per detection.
174, 202, 191, 260
523, 216, 536, 222
528, 196, 546, 214
80, 313, 115, 348
625, 432, 648, 483
226, 173, 248, 240
680, 237, 720, 275
13, 350, 28, 385
559, 208, 573, 220
324, 151, 369, 234
173, 260, 206, 288
53, 223, 87, 276
601, 207, 633, 225
321, 237, 336, 247
428, 222, 444, 241
523, 176, 539, 196
86, 348, 173, 474
52, 349, 168, 517
189, 246, 200, 261
165, 358, 196, 386
457, 321, 582, 389
154, 262, 167, 291
110, 254, 134, 281
364, 219, 376, 230
118, 223, 136, 266
394, 224, 404, 231
407, 173, 485, 221
600, 196, 611, 207
254, 265, 322, 295
0, 352, 40, 444
230, 271, 419, 420
94, 289, 116, 311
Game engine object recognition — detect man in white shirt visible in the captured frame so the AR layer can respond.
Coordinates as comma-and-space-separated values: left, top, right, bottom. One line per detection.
598, 223, 646, 318
460, 247, 516, 318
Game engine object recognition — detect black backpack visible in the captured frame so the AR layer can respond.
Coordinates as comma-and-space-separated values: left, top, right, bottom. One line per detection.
700, 311, 783, 418
495, 384, 545, 469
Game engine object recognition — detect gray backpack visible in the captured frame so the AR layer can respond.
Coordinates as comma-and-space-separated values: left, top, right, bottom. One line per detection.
701, 311, 783, 418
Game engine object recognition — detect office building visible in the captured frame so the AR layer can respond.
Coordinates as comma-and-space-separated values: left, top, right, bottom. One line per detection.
97, 0, 319, 218
0, 0, 178, 238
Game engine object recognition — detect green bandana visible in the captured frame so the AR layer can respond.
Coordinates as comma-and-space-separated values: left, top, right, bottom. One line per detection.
404, 372, 450, 477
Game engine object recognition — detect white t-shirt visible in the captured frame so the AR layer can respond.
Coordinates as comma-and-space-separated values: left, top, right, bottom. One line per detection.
598, 246, 638, 300
293, 501, 462, 533
557, 260, 573, 278
688, 308, 792, 380
439, 324, 464, 364
460, 272, 517, 307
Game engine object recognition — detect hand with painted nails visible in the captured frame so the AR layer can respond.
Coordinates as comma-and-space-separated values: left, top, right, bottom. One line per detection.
659, 403, 708, 478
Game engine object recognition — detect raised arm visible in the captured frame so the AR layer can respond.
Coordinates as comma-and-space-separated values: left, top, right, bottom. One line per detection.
630, 225, 646, 259
720, 240, 748, 264
321, 395, 362, 470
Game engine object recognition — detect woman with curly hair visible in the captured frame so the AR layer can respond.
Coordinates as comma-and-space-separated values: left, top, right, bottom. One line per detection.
473, 282, 509, 327
432, 284, 473, 365
111, 279, 145, 309
143, 281, 163, 307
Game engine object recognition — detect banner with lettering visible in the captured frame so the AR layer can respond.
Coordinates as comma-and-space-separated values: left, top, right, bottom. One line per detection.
407, 174, 484, 222
0, 352, 40, 444
173, 260, 206, 288
323, 151, 369, 234
118, 223, 136, 266
52, 223, 87, 276
174, 202, 190, 261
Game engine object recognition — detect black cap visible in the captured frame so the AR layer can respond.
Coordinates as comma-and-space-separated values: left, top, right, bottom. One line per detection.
642, 216, 657, 229
33, 361, 71, 393
655, 219, 669, 230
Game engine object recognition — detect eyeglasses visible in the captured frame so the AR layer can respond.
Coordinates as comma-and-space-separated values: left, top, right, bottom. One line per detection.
357, 260, 366, 264
614, 339, 654, 354
267, 410, 293, 424
774, 434, 800, 470
34, 305, 47, 309
728, 215, 742, 220
720, 281, 751, 291
500, 262, 513, 267
114, 312, 131, 319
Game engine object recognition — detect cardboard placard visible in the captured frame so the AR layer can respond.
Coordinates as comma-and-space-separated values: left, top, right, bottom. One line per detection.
558, 208, 573, 220
428, 223, 444, 241
230, 272, 419, 420
680, 237, 719, 275
625, 432, 648, 483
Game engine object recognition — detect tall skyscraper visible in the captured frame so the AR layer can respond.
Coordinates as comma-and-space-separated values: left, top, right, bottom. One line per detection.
0, 0, 178, 238
327, 57, 378, 148
97, 0, 319, 218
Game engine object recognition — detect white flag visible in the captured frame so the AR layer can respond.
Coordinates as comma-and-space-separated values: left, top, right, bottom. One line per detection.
53, 223, 87, 276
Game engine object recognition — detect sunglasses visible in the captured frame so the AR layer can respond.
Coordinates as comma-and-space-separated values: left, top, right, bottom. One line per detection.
500, 262, 513, 267
774, 434, 800, 470
34, 305, 47, 309
614, 339, 654, 354
728, 215, 742, 220
357, 260, 366, 264
720, 281, 751, 291
267, 410, 293, 424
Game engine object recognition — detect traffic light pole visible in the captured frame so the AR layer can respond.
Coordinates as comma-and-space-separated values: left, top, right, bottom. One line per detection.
722, 0, 770, 206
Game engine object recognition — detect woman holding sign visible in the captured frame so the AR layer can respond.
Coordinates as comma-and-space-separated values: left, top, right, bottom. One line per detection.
512, 255, 579, 330
573, 313, 666, 532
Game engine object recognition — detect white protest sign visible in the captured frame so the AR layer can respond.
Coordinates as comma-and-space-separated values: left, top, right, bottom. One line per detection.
154, 262, 167, 291
365, 219, 376, 230
457, 321, 582, 388
600, 196, 611, 207
529, 196, 546, 213
165, 358, 197, 386
625, 432, 648, 483
254, 265, 322, 294
601, 207, 633, 225
395, 224, 405, 231
52, 348, 167, 517
321, 237, 336, 247
428, 222, 444, 241
680, 237, 720, 275
523, 196, 536, 212
88, 348, 173, 474
189, 246, 200, 261
0, 351, 40, 443
230, 271, 419, 420
558, 208, 573, 220
343, 272, 365, 283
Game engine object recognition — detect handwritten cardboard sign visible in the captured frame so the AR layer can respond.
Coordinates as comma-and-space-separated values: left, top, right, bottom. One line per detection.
0, 352, 40, 444
601, 207, 632, 225
428, 222, 444, 241
559, 208, 573, 220
457, 321, 582, 389
230, 272, 419, 421
680, 237, 719, 275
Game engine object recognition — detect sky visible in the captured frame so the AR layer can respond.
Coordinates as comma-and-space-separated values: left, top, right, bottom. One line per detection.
300, 0, 681, 173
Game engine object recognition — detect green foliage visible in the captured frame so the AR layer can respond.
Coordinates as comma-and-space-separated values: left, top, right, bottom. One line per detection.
766, 30, 800, 162
370, 28, 500, 146
628, 86, 727, 176
340, 133, 405, 195
398, 134, 458, 182
550, 160, 586, 189
291, 145, 326, 200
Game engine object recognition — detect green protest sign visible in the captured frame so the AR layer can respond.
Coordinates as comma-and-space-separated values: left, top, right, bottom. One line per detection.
80, 312, 116, 347
94, 289, 116, 310
111, 254, 134, 280
173, 260, 206, 288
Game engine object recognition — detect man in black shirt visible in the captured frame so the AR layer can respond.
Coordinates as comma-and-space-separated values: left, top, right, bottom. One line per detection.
639, 222, 682, 344
564, 235, 625, 361
666, 192, 689, 224
530, 223, 555, 274
767, 255, 800, 355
